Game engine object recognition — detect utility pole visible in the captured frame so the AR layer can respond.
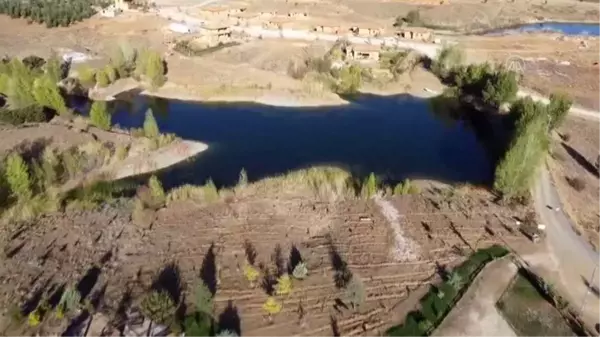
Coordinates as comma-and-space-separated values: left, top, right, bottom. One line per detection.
580, 264, 598, 313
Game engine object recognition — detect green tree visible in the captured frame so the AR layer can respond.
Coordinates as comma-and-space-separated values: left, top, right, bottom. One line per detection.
361, 172, 378, 199
96, 69, 110, 88
334, 65, 362, 95
494, 112, 550, 199
32, 74, 67, 114
5, 58, 36, 108
143, 108, 160, 138
145, 51, 166, 89
89, 100, 111, 130
5, 152, 32, 200
432, 45, 464, 78
547, 92, 572, 130
104, 64, 118, 83
482, 68, 519, 107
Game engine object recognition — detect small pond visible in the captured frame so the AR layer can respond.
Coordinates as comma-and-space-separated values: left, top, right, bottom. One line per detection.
101, 92, 493, 188
485, 22, 600, 36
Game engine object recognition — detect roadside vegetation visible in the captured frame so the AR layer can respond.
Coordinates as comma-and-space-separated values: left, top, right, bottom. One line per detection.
287, 42, 371, 95
387, 245, 509, 336
429, 46, 572, 202
0, 0, 103, 27
173, 40, 241, 57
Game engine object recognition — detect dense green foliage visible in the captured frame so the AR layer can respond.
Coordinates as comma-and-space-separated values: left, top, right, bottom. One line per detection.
0, 55, 69, 122
89, 100, 111, 130
546, 92, 572, 130
494, 98, 551, 199
431, 45, 464, 79
143, 108, 160, 138
386, 245, 509, 336
333, 64, 362, 95
0, 0, 98, 27
135, 49, 167, 90
4, 152, 32, 201
0, 105, 50, 124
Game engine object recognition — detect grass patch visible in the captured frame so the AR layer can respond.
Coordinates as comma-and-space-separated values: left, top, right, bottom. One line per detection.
387, 245, 509, 336
496, 272, 575, 336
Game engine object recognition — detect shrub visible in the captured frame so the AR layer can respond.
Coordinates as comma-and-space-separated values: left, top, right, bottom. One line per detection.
140, 290, 176, 325
5, 152, 32, 200
262, 297, 282, 315
393, 178, 419, 195
136, 50, 166, 89
243, 264, 260, 284
89, 100, 111, 130
45, 53, 62, 84
275, 274, 293, 296
360, 172, 378, 199
183, 312, 212, 336
292, 262, 308, 280
334, 65, 362, 95
148, 175, 165, 207
0, 105, 50, 124
237, 168, 248, 188
195, 280, 213, 315
203, 179, 219, 202
95, 69, 110, 88
403, 10, 421, 26
547, 92, 572, 130
115, 144, 128, 161
143, 108, 160, 138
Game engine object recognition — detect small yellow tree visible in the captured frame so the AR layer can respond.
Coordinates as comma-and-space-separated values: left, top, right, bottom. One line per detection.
5, 152, 32, 200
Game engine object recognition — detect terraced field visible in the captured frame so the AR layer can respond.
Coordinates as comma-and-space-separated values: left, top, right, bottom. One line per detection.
0, 185, 532, 336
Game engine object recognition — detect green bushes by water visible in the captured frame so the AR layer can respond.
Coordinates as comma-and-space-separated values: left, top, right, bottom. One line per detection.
386, 245, 509, 336
0, 55, 70, 123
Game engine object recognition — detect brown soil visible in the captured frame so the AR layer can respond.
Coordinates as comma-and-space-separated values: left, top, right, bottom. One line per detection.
547, 116, 600, 250
0, 184, 533, 336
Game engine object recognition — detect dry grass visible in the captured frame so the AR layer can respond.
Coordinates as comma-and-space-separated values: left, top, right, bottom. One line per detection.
548, 117, 599, 250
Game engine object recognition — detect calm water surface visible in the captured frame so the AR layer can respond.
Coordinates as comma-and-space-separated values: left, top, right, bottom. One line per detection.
105, 93, 493, 188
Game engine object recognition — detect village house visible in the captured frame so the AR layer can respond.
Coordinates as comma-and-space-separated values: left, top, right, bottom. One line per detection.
313, 24, 341, 34
349, 26, 384, 37
197, 5, 231, 19
343, 44, 381, 62
195, 23, 232, 47
228, 12, 259, 26
395, 27, 432, 41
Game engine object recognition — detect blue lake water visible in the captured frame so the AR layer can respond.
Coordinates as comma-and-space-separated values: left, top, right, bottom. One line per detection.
486, 22, 600, 36
103, 93, 493, 188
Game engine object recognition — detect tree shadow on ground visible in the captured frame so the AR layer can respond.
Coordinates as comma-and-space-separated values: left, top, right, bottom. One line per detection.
330, 315, 340, 337
271, 244, 285, 277
288, 244, 303, 274
21, 277, 53, 315
259, 263, 277, 296
200, 243, 217, 296
562, 142, 599, 178
327, 235, 352, 289
76, 266, 101, 302
218, 300, 241, 336
151, 262, 182, 304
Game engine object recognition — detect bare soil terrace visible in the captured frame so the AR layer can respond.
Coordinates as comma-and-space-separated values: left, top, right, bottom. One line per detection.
0, 183, 534, 336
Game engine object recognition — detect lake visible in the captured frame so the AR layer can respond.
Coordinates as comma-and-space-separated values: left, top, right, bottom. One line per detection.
104, 93, 493, 189
485, 22, 600, 36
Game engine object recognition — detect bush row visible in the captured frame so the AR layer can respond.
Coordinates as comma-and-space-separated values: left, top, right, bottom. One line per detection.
0, 0, 100, 28
386, 245, 509, 336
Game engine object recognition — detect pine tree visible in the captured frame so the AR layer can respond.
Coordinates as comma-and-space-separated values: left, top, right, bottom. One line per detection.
143, 108, 159, 138
5, 152, 32, 200
89, 100, 111, 130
